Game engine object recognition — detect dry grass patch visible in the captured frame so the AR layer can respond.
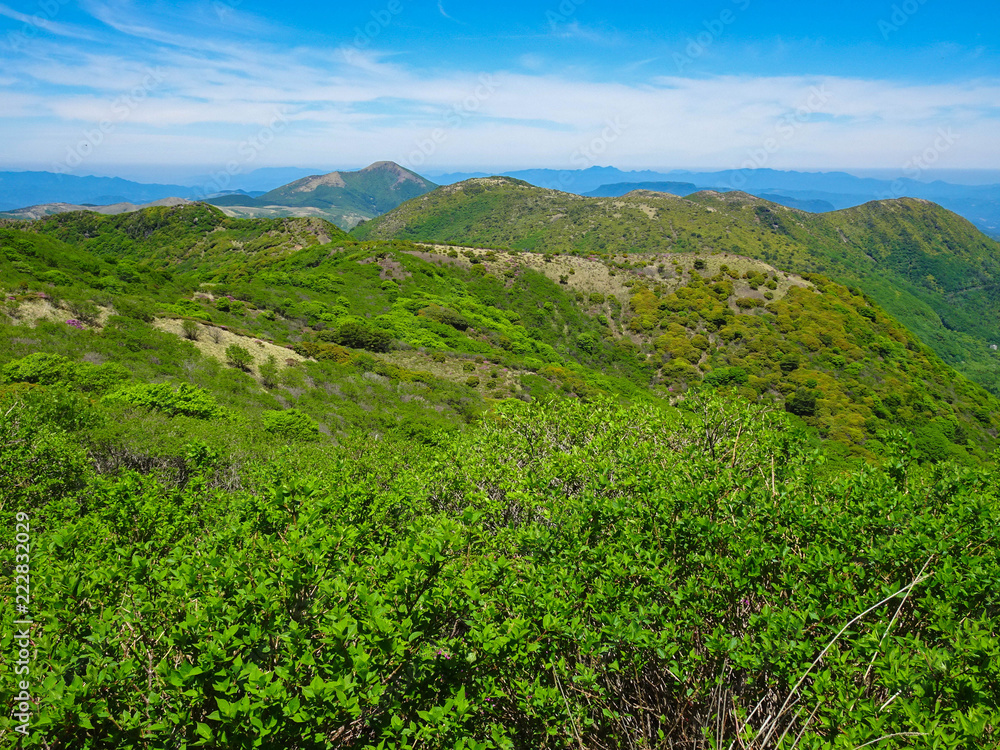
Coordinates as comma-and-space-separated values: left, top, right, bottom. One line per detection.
152, 319, 307, 373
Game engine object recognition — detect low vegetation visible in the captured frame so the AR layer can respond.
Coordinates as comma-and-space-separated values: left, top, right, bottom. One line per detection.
1, 203, 998, 747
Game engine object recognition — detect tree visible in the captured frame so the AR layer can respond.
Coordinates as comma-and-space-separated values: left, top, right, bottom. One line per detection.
225, 343, 253, 371
259, 355, 279, 389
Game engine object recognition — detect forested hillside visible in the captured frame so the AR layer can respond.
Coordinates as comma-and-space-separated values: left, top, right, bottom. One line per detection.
354, 179, 1000, 395
1, 204, 998, 748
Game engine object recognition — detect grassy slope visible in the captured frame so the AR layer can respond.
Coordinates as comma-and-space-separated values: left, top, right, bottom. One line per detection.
354, 180, 1000, 393
2, 204, 999, 463
2, 206, 998, 747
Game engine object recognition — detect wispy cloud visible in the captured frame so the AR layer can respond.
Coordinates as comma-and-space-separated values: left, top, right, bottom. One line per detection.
550, 21, 620, 46
437, 1, 462, 23
0, 1, 99, 42
1, 2, 998, 173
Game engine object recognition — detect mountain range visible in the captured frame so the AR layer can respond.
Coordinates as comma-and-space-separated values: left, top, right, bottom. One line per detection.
3, 165, 999, 237
354, 177, 1000, 395
428, 167, 1000, 238
0, 162, 437, 230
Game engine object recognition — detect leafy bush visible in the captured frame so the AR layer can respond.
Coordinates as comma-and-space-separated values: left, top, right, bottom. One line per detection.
417, 304, 470, 331
2, 353, 129, 394
785, 386, 819, 417
703, 366, 749, 388
261, 408, 321, 440
103, 382, 225, 419
114, 297, 156, 322
2, 352, 75, 385
330, 320, 393, 352
225, 343, 253, 370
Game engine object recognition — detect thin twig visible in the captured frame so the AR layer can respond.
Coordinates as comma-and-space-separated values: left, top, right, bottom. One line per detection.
758, 574, 932, 748
863, 557, 933, 686
853, 732, 928, 749
553, 665, 585, 750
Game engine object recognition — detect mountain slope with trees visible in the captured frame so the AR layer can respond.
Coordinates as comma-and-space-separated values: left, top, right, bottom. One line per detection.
1, 203, 998, 748
208, 162, 437, 230
354, 179, 1000, 393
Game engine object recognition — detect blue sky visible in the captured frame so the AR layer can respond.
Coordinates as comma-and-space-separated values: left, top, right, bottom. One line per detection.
1, 0, 998, 182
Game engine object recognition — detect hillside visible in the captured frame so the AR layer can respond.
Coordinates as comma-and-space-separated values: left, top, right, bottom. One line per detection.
208, 161, 437, 230
354, 179, 1000, 393
2, 205, 999, 748
584, 181, 701, 198
0, 197, 195, 220
583, 181, 836, 213
3, 203, 1000, 464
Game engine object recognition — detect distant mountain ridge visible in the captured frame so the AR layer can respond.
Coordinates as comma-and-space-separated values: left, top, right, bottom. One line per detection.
583, 181, 837, 214
427, 167, 1000, 237
206, 161, 437, 229
0, 162, 437, 230
0, 171, 194, 212
0, 197, 195, 221
3, 164, 997, 236
355, 177, 1000, 393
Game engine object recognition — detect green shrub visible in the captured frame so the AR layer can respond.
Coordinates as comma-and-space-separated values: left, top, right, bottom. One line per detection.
259, 355, 279, 389
226, 344, 253, 370
331, 321, 393, 352
785, 387, 819, 417
68, 299, 101, 324
2, 353, 75, 385
2, 353, 128, 394
417, 304, 470, 331
114, 297, 156, 322
42, 270, 72, 286
704, 366, 749, 388
103, 382, 224, 419
261, 408, 320, 440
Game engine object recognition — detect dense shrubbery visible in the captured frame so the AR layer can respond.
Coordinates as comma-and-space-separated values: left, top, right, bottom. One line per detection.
0, 395, 997, 748
2, 204, 1000, 747
261, 408, 321, 440
102, 382, 225, 419
2, 353, 129, 394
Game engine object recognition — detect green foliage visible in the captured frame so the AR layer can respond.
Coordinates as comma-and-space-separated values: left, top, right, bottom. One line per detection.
703, 366, 748, 388
2, 395, 998, 748
181, 319, 199, 340
259, 355, 279, 389
786, 386, 819, 417
2, 353, 129, 394
225, 343, 253, 371
103, 382, 225, 419
261, 408, 321, 440
328, 320, 393, 352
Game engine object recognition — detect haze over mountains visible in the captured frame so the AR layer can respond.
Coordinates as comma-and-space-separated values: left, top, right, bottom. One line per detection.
4, 164, 999, 238
0, 162, 437, 230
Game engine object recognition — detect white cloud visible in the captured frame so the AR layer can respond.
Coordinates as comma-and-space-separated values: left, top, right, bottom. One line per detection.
2, 6, 998, 173
0, 2, 98, 41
